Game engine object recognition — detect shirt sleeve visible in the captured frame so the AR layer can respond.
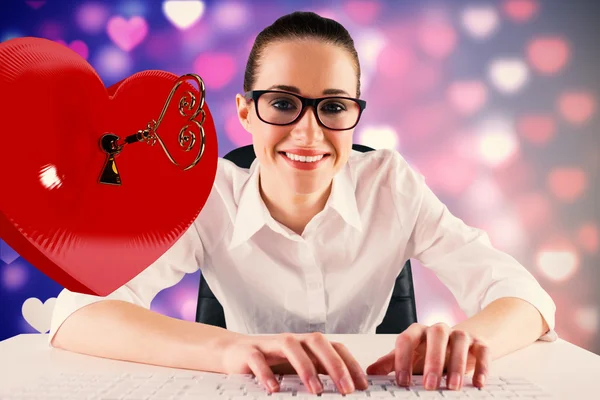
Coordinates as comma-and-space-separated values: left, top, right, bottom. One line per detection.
47, 221, 205, 347
403, 172, 557, 342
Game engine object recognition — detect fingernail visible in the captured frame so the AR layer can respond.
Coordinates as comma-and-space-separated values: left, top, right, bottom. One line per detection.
448, 372, 461, 390
424, 372, 438, 390
309, 376, 323, 394
397, 371, 410, 386
267, 378, 279, 392
339, 375, 355, 394
476, 373, 486, 387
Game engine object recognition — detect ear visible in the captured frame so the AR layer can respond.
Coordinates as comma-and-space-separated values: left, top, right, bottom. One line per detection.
235, 94, 252, 134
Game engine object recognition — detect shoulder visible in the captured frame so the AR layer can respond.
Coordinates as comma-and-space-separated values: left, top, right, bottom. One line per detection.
346, 148, 424, 196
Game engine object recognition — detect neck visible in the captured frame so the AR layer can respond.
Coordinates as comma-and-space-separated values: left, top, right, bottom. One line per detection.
259, 170, 331, 236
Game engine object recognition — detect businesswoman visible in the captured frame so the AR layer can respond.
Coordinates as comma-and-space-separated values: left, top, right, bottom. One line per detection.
49, 11, 556, 395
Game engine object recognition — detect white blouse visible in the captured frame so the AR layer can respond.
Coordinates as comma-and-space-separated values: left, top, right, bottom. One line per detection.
49, 149, 557, 345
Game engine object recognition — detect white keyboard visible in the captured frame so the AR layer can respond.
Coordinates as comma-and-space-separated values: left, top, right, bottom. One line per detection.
1, 371, 555, 399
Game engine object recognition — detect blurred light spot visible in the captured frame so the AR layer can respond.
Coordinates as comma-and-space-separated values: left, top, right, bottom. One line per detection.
179, 297, 198, 321
2, 263, 28, 290
476, 118, 519, 167
225, 113, 251, 147
460, 4, 500, 40
55, 39, 89, 60
75, 2, 110, 35
358, 125, 399, 150
463, 175, 504, 212
446, 80, 488, 115
193, 52, 236, 90
117, 0, 148, 17
0, 241, 20, 264
180, 21, 215, 55
488, 58, 529, 94
516, 114, 555, 145
574, 307, 598, 333
502, 0, 539, 23
94, 46, 132, 81
547, 167, 587, 203
416, 15, 457, 59
377, 44, 415, 79
38, 21, 63, 40
557, 91, 597, 125
577, 223, 598, 253
163, 0, 204, 30
213, 2, 249, 32
342, 0, 382, 25
39, 164, 62, 190
527, 36, 570, 75
515, 192, 552, 231
106, 16, 148, 52
536, 243, 579, 281
1, 31, 22, 42
25, 1, 45, 9
415, 149, 477, 196
355, 29, 387, 69
421, 309, 457, 327
485, 213, 528, 252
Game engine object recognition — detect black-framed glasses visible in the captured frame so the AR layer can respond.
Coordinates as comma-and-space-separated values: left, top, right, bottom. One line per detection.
243, 90, 367, 131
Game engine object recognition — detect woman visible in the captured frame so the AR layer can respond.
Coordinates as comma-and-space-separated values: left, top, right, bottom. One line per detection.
49, 11, 556, 395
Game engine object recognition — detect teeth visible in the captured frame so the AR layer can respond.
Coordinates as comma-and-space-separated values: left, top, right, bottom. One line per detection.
285, 152, 325, 163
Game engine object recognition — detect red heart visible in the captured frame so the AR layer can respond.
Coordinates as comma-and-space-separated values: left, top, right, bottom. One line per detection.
0, 37, 218, 296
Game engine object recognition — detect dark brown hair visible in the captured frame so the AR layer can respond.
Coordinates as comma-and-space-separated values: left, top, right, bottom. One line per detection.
243, 11, 361, 97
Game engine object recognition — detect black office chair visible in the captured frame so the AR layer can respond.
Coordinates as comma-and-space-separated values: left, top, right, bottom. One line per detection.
195, 144, 418, 334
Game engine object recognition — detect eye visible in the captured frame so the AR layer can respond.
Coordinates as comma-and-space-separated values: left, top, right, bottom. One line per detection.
271, 99, 297, 111
321, 102, 346, 113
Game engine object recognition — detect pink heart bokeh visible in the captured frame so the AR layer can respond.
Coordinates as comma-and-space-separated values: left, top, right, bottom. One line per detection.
55, 39, 89, 60
527, 37, 570, 75
193, 52, 237, 90
516, 114, 556, 145
577, 224, 598, 254
107, 16, 148, 52
558, 92, 597, 125
503, 0, 539, 22
342, 0, 382, 25
25, 1, 45, 9
446, 81, 488, 115
547, 167, 587, 202
417, 19, 457, 59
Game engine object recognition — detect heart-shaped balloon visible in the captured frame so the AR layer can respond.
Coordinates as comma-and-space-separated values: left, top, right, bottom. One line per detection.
0, 37, 218, 296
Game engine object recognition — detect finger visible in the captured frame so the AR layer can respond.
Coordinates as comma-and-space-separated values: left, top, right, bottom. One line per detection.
395, 323, 427, 387
279, 335, 324, 394
365, 350, 395, 375
445, 331, 471, 391
303, 332, 355, 394
471, 339, 491, 388
422, 323, 451, 390
245, 348, 280, 394
332, 342, 369, 390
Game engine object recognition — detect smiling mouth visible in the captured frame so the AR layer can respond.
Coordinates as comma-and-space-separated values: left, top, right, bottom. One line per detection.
278, 152, 331, 163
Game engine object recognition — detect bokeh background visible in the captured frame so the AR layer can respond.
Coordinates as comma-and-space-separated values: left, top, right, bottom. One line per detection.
1, 0, 599, 355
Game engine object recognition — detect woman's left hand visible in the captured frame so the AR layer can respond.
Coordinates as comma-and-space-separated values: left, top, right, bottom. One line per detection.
366, 322, 491, 391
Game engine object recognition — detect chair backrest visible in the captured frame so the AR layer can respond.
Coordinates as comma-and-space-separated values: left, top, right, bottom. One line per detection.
196, 144, 418, 334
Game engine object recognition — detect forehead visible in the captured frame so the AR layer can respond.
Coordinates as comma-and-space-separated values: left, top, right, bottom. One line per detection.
254, 39, 358, 97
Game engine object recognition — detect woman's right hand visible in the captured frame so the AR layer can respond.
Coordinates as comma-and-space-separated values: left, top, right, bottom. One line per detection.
219, 332, 370, 395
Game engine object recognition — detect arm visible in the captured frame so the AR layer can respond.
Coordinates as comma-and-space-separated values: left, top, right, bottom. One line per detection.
49, 222, 237, 373
52, 299, 242, 373
399, 165, 556, 353
451, 296, 550, 360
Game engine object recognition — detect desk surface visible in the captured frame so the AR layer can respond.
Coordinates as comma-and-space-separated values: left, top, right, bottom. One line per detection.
1, 334, 599, 398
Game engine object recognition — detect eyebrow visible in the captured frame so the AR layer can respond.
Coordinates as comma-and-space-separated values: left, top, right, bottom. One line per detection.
267, 84, 351, 97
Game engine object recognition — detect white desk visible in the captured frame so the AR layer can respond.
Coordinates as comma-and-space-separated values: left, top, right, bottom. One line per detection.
1, 334, 599, 398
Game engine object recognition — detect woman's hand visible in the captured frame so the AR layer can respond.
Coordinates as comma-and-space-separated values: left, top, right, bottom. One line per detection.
220, 332, 369, 395
366, 322, 491, 391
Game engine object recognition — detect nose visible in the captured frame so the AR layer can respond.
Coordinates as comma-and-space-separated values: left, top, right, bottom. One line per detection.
290, 106, 324, 145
